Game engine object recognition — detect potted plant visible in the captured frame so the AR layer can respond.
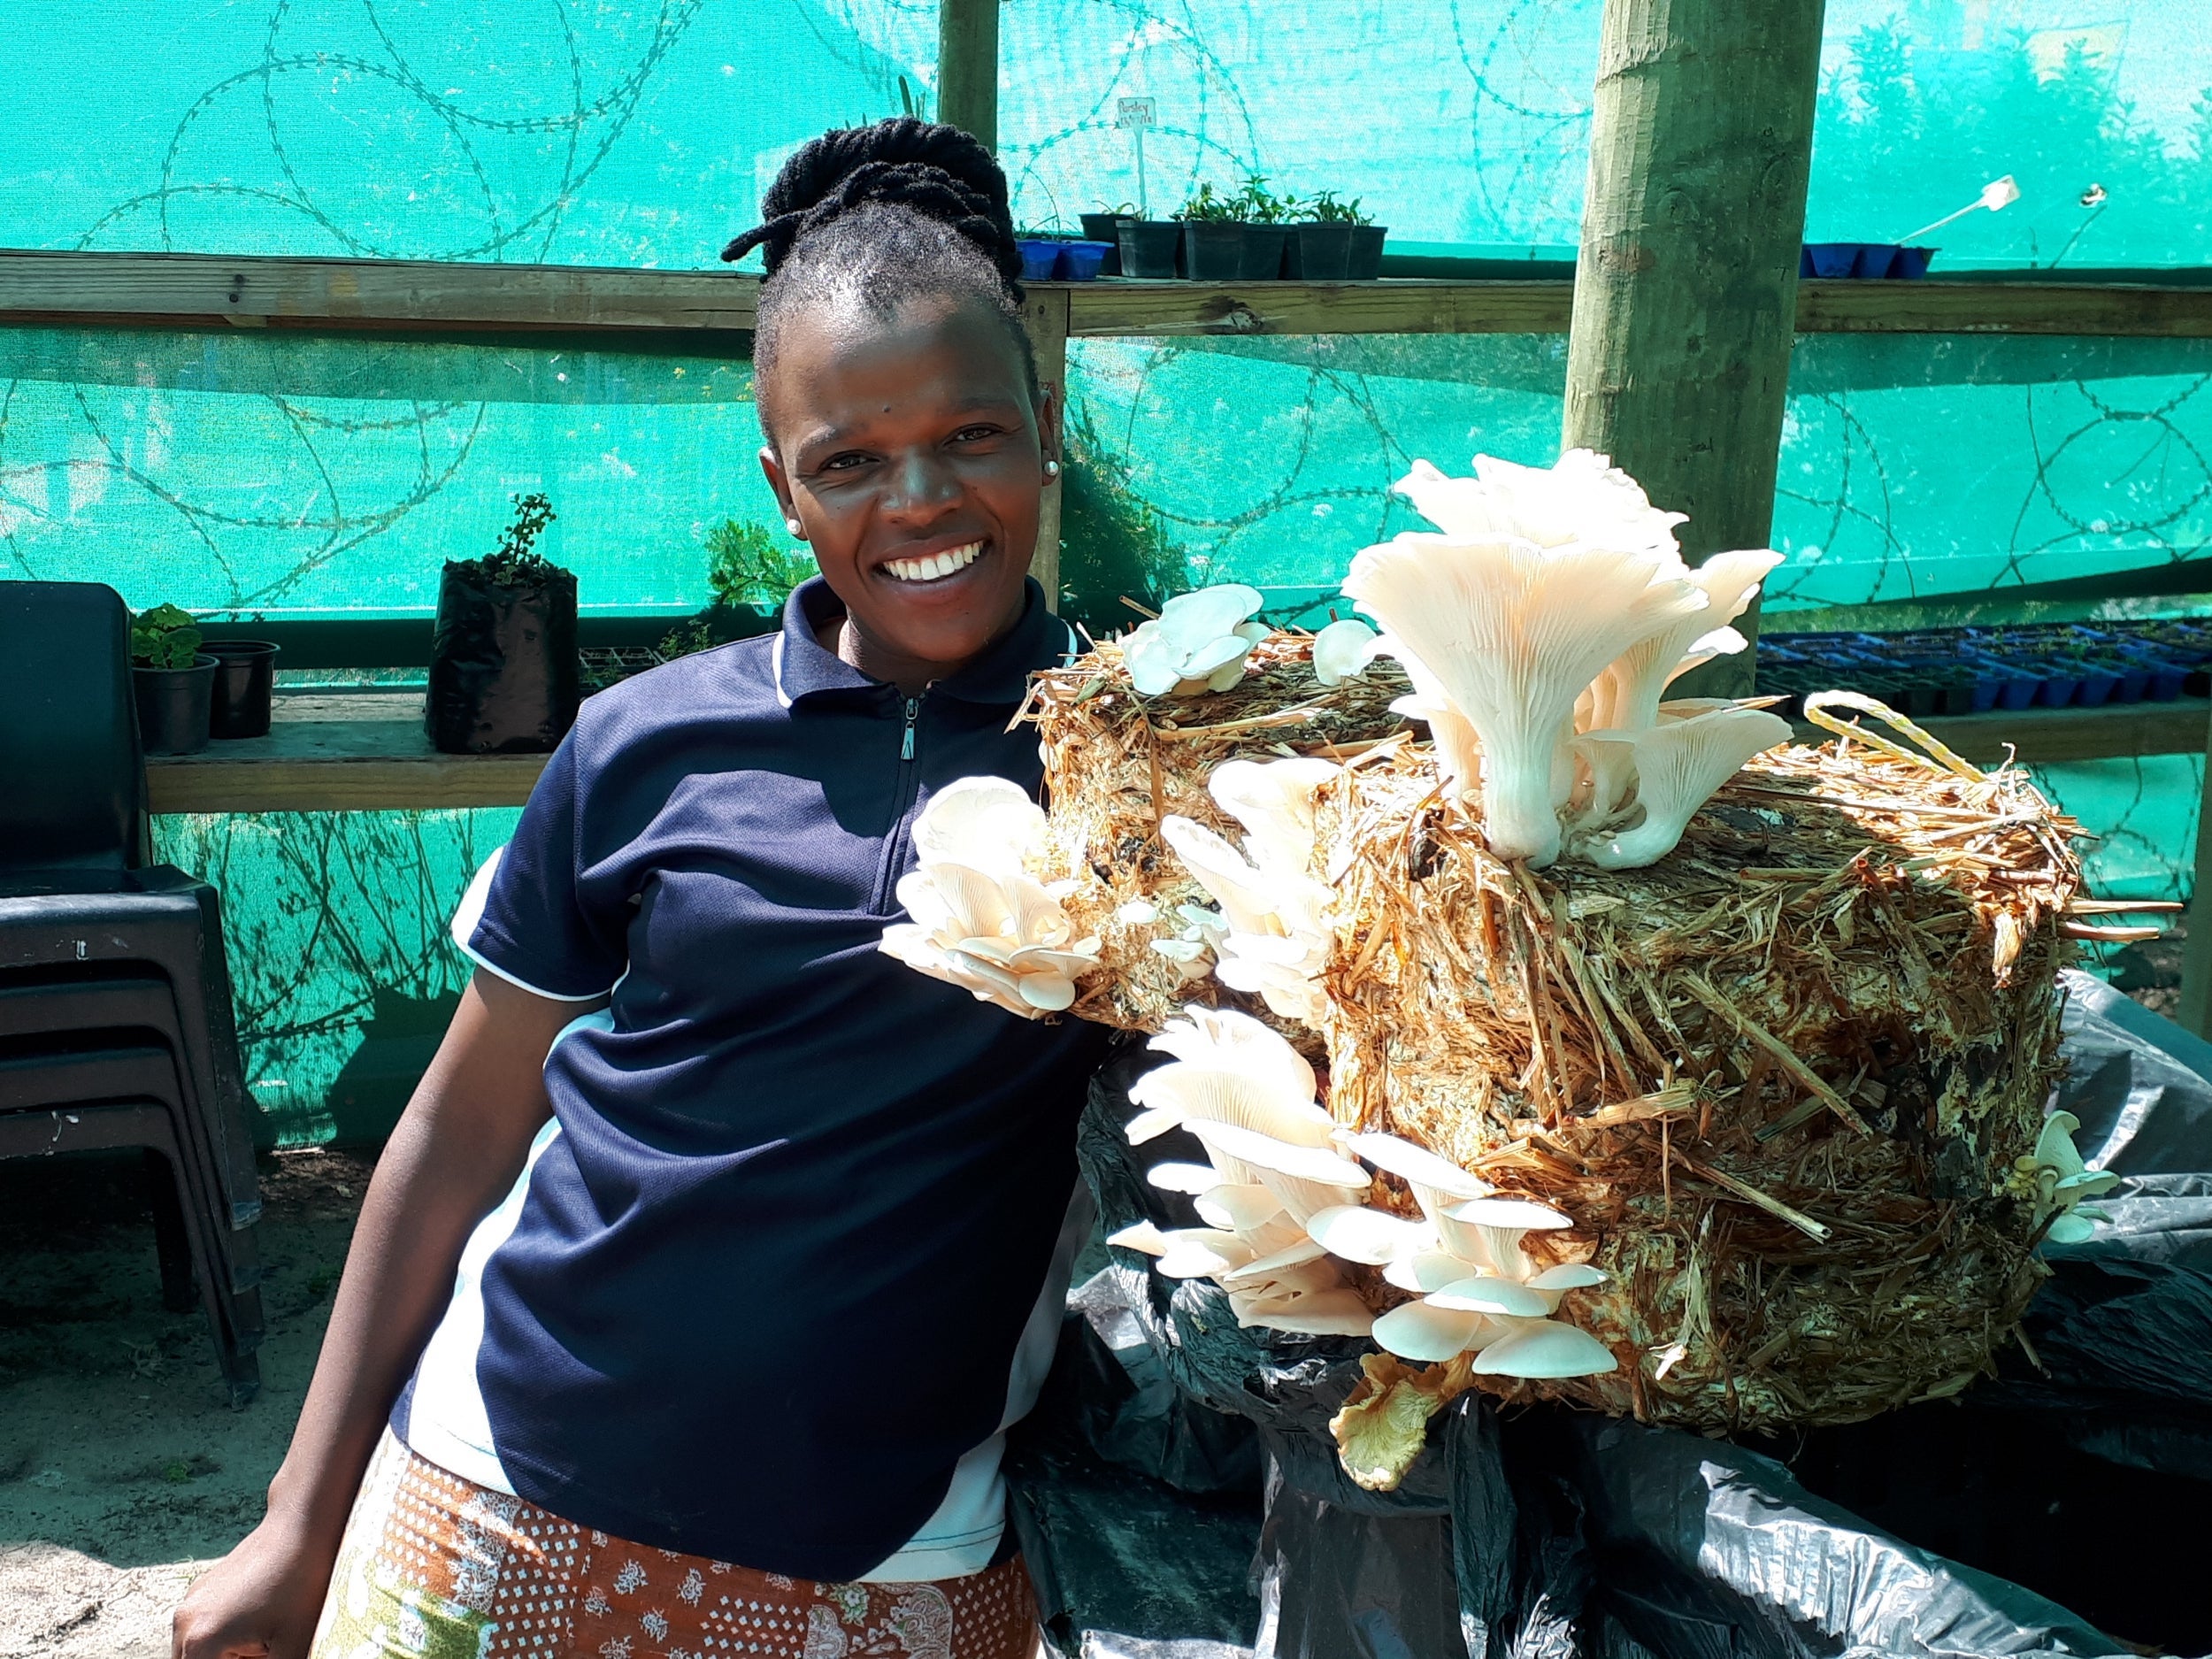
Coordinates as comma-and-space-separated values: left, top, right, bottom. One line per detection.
1232, 174, 1293, 280
659, 517, 815, 660
129, 603, 217, 756
425, 492, 580, 755
1285, 189, 1360, 280
1176, 181, 1245, 280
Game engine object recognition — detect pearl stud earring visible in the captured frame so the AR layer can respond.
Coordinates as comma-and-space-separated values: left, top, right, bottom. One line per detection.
1043, 459, 1061, 479
785, 518, 806, 538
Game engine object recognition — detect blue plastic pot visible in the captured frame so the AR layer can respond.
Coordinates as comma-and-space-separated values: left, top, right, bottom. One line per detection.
1804, 242, 1861, 279
1852, 243, 1900, 279
1891, 245, 1935, 280
1054, 240, 1113, 280
1016, 237, 1061, 282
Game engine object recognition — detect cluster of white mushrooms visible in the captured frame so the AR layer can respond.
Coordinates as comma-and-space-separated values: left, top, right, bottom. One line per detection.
2010, 1110, 2120, 1243
1105, 1007, 1617, 1378
1138, 449, 1795, 872
879, 778, 1102, 1016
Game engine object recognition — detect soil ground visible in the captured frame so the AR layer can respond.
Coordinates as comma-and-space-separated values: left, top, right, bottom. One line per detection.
0, 1147, 375, 1657
0, 934, 2194, 1656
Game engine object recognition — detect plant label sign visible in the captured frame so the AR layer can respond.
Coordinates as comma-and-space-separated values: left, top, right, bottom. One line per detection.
1116, 96, 1156, 131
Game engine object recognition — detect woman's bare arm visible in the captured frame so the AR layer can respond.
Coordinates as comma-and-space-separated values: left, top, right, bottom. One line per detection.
174, 969, 598, 1659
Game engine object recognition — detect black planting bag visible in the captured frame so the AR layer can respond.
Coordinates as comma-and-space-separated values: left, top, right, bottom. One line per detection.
425, 560, 580, 754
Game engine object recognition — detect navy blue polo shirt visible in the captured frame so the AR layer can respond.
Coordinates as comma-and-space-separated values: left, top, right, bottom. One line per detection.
393, 576, 1109, 1579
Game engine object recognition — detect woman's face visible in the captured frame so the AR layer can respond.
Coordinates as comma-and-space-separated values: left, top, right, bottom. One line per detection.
758, 292, 1056, 681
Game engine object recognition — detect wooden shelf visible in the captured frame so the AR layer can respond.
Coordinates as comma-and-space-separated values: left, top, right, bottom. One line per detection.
147, 687, 2209, 816
4, 250, 2209, 340
145, 692, 545, 815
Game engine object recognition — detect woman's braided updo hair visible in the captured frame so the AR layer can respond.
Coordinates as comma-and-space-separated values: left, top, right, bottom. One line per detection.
725, 118, 1035, 403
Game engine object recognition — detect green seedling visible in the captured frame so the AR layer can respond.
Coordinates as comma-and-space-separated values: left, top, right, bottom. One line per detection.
130, 603, 203, 670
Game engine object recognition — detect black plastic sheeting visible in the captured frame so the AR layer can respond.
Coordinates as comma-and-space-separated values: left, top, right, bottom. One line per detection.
424, 561, 580, 754
1007, 972, 2212, 1659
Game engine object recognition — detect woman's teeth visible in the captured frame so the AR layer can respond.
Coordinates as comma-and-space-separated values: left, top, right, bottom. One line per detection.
883, 541, 983, 584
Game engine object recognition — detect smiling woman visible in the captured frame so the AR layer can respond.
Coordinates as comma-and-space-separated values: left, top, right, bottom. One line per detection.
173, 120, 1094, 1659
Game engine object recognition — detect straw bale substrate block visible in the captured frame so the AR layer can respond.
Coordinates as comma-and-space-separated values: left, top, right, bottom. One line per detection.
1028, 634, 1411, 1048
1317, 740, 2078, 1432
1027, 635, 2082, 1433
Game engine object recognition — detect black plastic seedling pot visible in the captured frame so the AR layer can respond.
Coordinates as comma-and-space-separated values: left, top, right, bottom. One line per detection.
1115, 219, 1180, 279
205, 640, 280, 740
1179, 220, 1244, 280
1348, 225, 1387, 279
1239, 224, 1289, 280
425, 564, 581, 755
133, 655, 219, 756
1079, 212, 1128, 275
1285, 222, 1353, 280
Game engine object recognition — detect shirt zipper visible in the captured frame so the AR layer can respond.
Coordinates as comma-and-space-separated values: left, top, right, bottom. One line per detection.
872, 693, 926, 913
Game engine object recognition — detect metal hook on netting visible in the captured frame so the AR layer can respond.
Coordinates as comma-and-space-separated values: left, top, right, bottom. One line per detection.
1801, 689, 1988, 782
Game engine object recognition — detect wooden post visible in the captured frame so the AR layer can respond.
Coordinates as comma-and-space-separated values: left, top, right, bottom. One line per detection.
1563, 0, 1827, 695
1024, 286, 1071, 608
937, 0, 1000, 152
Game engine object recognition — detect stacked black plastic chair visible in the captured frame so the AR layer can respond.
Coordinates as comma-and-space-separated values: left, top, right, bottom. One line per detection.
0, 581, 265, 1405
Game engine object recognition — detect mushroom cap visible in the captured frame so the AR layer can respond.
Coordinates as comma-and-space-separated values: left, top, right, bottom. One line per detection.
1106, 1219, 1169, 1256
1469, 1319, 1618, 1379
1184, 1119, 1371, 1188
1233, 1286, 1375, 1337
1157, 584, 1266, 652
1159, 815, 1288, 937
1303, 1204, 1431, 1266
1312, 618, 1384, 687
1123, 620, 1187, 696
1426, 1275, 1553, 1317
1390, 451, 1686, 554
1384, 1250, 1479, 1294
1584, 706, 1793, 870
1527, 1263, 1609, 1291
1343, 1133, 1491, 1202
911, 776, 1047, 875
1196, 1183, 1290, 1233
2033, 1110, 2090, 1180
1150, 1005, 1318, 1102
1144, 1161, 1220, 1195
1342, 531, 1707, 865
1209, 757, 1340, 874
1217, 1236, 1331, 1286
1586, 549, 1780, 733
1371, 1300, 1488, 1363
1448, 1196, 1573, 1231
1153, 1228, 1256, 1279
2045, 1212, 2101, 1245
1126, 1062, 1337, 1148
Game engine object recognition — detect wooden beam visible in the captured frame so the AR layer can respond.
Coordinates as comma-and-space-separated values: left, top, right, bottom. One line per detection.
4, 251, 2210, 340
1066, 280, 1574, 338
1025, 286, 1071, 608
937, 0, 1000, 152
1563, 0, 1829, 698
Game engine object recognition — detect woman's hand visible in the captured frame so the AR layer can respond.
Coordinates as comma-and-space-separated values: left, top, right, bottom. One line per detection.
173, 969, 596, 1659
171, 1510, 335, 1659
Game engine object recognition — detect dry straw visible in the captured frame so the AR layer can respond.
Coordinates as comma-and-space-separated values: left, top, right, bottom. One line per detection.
1025, 633, 2101, 1434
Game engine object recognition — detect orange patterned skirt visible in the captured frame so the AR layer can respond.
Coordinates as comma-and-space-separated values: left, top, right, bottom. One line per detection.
309, 1429, 1040, 1659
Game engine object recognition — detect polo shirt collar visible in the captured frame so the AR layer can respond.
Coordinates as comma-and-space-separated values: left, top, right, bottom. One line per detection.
772, 576, 1078, 710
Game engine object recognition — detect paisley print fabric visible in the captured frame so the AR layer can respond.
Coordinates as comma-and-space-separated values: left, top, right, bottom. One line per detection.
309, 1431, 1040, 1659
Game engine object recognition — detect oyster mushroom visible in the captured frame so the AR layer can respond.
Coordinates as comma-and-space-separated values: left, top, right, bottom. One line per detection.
1342, 533, 1708, 865
2018, 1110, 2121, 1244
1123, 584, 1269, 696
1574, 706, 1793, 870
879, 780, 1101, 1017
1584, 549, 1783, 733
1208, 757, 1341, 875
1469, 1320, 1618, 1379
1312, 618, 1384, 687
1391, 451, 1688, 556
